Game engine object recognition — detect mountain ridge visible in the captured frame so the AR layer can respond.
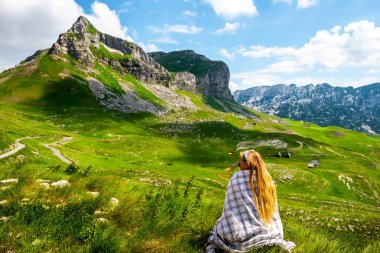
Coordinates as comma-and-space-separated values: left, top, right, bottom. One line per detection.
234, 82, 380, 134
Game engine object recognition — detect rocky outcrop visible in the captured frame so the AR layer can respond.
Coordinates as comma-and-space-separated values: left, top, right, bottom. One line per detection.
49, 16, 169, 85
149, 50, 234, 100
87, 78, 162, 115
170, 72, 196, 93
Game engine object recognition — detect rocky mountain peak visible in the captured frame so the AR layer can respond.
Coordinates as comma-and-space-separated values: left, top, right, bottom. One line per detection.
69, 16, 93, 35
48, 16, 175, 85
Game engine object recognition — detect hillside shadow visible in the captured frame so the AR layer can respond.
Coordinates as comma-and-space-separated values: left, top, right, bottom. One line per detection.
203, 96, 260, 119
149, 120, 327, 169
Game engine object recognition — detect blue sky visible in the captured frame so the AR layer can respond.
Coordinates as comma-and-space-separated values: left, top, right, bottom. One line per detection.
1, 0, 380, 90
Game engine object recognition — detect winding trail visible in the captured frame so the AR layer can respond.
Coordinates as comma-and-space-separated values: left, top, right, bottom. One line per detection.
43, 137, 73, 164
326, 147, 347, 158
0, 137, 38, 159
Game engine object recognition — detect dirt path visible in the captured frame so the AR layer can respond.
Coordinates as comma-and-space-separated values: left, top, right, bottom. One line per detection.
43, 137, 73, 164
326, 147, 347, 158
0, 137, 37, 159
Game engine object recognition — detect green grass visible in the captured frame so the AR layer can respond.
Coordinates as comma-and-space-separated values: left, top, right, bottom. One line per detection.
92, 62, 125, 95
90, 44, 133, 62
0, 55, 379, 252
123, 74, 166, 108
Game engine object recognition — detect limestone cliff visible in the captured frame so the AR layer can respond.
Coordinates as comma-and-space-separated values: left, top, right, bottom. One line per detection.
149, 50, 234, 100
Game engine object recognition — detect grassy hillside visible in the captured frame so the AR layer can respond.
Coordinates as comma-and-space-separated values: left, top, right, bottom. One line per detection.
0, 54, 379, 253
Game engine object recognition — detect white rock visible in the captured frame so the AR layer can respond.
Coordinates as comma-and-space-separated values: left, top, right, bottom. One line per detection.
0, 178, 18, 184
51, 180, 70, 188
110, 197, 119, 208
87, 191, 99, 197
0, 200, 8, 205
21, 198, 30, 202
0, 216, 9, 222
94, 210, 108, 215
97, 218, 109, 223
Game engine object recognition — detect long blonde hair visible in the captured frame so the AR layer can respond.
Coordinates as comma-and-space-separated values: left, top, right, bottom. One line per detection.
240, 151, 277, 224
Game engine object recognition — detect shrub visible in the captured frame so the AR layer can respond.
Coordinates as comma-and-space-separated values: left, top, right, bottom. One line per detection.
65, 163, 79, 175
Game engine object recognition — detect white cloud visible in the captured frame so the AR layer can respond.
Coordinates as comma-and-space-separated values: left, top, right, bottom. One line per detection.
0, 0, 134, 72
229, 80, 240, 91
273, 0, 292, 5
203, 0, 258, 19
182, 10, 197, 17
366, 69, 380, 75
237, 20, 380, 73
149, 24, 202, 34
139, 42, 160, 53
231, 71, 380, 89
214, 22, 243, 35
219, 48, 235, 60
153, 37, 179, 44
297, 0, 318, 9
85, 1, 133, 41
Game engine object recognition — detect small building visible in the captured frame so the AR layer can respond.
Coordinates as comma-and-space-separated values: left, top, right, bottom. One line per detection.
308, 159, 319, 168
285, 152, 292, 158
276, 152, 282, 157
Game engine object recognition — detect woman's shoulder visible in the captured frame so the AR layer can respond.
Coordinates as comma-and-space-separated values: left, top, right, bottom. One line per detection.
232, 169, 254, 178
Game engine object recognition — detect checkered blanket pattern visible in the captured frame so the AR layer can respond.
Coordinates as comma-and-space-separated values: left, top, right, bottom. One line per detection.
206, 170, 296, 252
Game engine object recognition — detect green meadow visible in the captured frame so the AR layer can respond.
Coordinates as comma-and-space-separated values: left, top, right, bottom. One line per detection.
0, 54, 379, 253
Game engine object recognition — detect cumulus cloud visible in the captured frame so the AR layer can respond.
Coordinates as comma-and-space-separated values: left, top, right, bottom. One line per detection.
214, 22, 243, 35
149, 24, 202, 34
297, 0, 318, 9
0, 0, 134, 72
219, 48, 235, 60
237, 20, 380, 72
231, 20, 380, 88
139, 42, 160, 52
203, 0, 258, 19
229, 80, 240, 91
232, 71, 379, 88
85, 1, 133, 41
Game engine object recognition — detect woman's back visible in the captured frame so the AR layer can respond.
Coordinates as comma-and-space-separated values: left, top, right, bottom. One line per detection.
206, 151, 296, 253
216, 170, 284, 245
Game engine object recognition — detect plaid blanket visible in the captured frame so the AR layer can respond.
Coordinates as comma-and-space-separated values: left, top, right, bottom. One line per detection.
206, 170, 296, 253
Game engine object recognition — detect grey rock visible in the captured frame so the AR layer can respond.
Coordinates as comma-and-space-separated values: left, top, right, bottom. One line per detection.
87, 78, 162, 115
149, 50, 234, 100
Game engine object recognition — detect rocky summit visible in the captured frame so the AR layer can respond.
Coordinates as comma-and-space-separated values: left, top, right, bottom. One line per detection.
149, 50, 234, 101
234, 83, 380, 135
47, 16, 231, 99
49, 16, 171, 85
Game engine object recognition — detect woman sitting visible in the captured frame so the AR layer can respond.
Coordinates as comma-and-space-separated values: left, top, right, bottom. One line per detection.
206, 150, 296, 253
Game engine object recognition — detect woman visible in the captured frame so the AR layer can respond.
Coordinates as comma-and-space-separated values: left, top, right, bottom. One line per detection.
206, 150, 295, 253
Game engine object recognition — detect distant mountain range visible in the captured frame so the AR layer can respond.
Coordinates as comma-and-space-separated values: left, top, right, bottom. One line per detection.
233, 83, 380, 134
